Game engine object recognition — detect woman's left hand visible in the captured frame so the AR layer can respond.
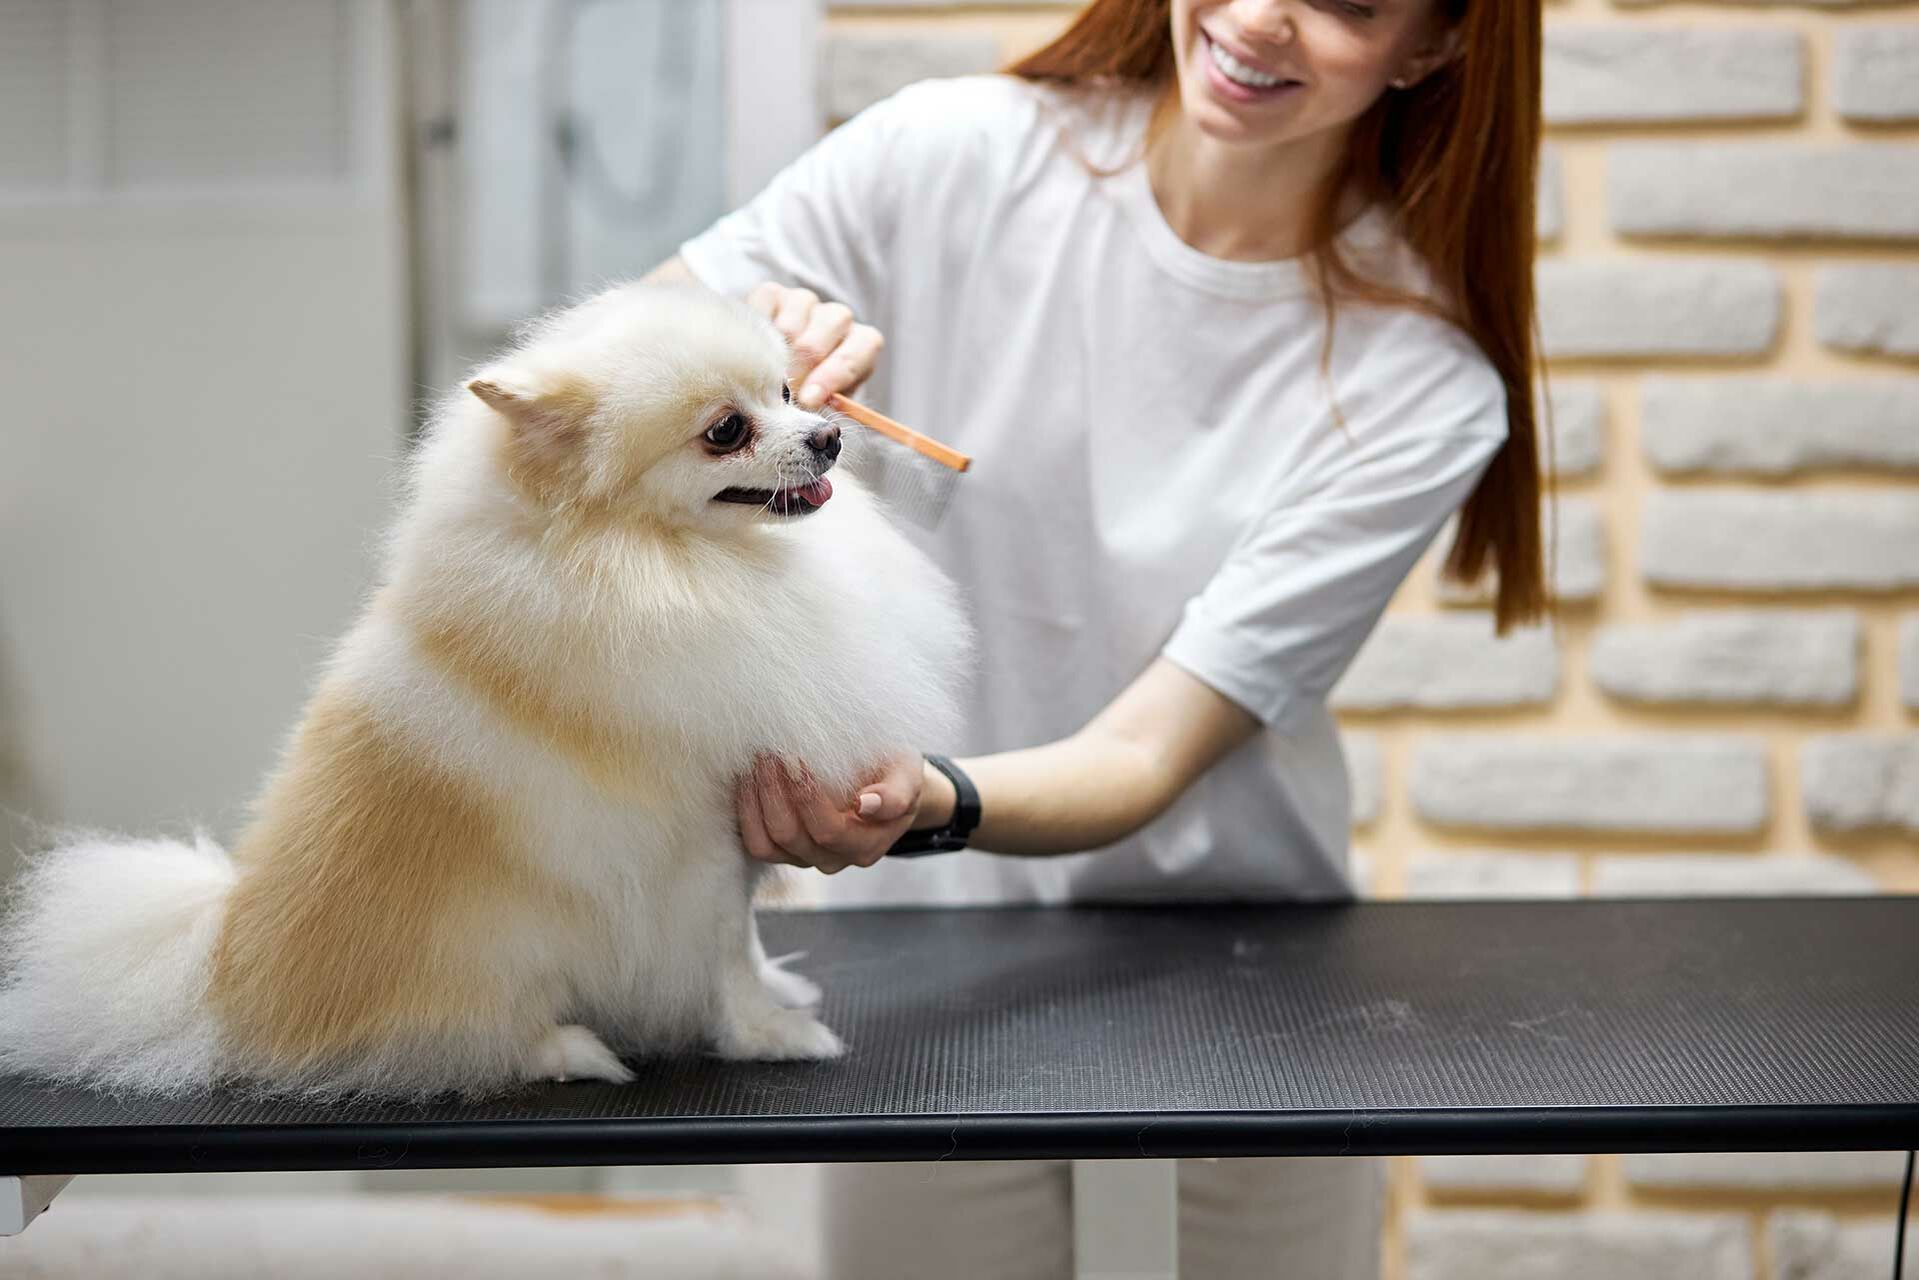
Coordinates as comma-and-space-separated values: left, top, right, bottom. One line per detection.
736, 752, 923, 873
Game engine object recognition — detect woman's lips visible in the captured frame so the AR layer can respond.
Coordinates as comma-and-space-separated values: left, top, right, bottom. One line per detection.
1198, 30, 1302, 104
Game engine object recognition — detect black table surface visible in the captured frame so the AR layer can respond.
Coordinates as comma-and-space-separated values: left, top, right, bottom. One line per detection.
3, 899, 1916, 1175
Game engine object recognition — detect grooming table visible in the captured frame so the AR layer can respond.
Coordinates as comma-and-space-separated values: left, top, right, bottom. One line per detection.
4, 899, 1917, 1277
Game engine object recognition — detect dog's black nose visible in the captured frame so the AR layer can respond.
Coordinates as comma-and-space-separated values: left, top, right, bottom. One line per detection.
807, 425, 841, 464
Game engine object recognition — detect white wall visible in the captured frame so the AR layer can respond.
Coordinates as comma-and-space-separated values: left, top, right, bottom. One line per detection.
0, 0, 405, 880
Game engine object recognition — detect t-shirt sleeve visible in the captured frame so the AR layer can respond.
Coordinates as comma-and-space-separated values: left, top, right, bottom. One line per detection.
677, 81, 945, 321
1161, 362, 1509, 733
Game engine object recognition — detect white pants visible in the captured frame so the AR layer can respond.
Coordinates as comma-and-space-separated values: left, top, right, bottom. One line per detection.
743, 1156, 1385, 1279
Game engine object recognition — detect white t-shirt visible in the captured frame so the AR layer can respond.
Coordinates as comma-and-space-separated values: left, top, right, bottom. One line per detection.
680, 75, 1508, 905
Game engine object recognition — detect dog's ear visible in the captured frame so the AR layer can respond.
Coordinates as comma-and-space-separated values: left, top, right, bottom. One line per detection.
469, 372, 592, 448
468, 372, 594, 498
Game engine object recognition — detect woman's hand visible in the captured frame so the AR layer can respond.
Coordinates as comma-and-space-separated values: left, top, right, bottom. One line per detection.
744, 282, 885, 411
736, 752, 923, 873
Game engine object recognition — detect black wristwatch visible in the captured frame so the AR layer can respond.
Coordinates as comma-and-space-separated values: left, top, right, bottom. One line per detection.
886, 753, 980, 858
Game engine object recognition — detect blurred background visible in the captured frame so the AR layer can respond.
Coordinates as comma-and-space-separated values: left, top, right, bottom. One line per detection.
0, 0, 1914, 1276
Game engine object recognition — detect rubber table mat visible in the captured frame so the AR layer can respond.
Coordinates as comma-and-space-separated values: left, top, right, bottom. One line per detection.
3, 899, 1915, 1174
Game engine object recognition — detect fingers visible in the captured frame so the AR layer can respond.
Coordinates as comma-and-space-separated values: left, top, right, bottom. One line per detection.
738, 754, 916, 873
799, 323, 884, 410
755, 756, 839, 872
855, 752, 922, 825
742, 283, 886, 411
737, 764, 796, 868
790, 304, 854, 402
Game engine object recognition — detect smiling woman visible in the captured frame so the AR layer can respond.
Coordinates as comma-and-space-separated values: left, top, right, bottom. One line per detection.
657, 0, 1543, 1271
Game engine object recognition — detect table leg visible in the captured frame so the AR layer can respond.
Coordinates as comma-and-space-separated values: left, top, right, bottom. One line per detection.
1071, 1159, 1177, 1280
2, 1175, 75, 1236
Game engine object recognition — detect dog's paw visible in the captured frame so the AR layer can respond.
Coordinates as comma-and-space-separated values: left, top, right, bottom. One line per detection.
759, 955, 823, 1009
715, 1008, 844, 1061
535, 1024, 635, 1084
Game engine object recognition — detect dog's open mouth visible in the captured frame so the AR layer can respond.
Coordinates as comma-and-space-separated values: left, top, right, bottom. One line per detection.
712, 476, 834, 516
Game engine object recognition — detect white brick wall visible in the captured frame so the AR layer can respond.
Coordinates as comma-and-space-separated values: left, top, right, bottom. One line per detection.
1640, 377, 1919, 474
1537, 145, 1564, 244
1589, 610, 1859, 706
1407, 1211, 1752, 1280
1641, 491, 1919, 591
1537, 260, 1779, 358
1610, 144, 1919, 240
1613, 0, 1877, 8
1542, 28, 1802, 123
1332, 615, 1559, 711
1833, 28, 1919, 122
1438, 495, 1606, 605
1343, 732, 1383, 828
1544, 379, 1604, 478
1410, 736, 1769, 833
1420, 1155, 1590, 1196
1902, 615, 1919, 711
1625, 1151, 1906, 1191
1770, 1211, 1906, 1280
1590, 853, 1878, 897
1815, 266, 1919, 358
1800, 735, 1919, 834
1405, 850, 1581, 899
819, 34, 1000, 121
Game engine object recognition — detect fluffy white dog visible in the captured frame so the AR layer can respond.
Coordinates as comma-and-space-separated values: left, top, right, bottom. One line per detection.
0, 282, 971, 1100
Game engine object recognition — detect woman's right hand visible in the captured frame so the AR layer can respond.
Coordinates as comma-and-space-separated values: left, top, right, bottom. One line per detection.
745, 282, 885, 411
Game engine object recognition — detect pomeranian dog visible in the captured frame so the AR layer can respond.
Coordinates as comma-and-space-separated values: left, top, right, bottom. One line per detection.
0, 282, 970, 1100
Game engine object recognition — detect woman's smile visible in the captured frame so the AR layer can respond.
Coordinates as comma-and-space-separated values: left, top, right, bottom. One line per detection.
1197, 26, 1305, 104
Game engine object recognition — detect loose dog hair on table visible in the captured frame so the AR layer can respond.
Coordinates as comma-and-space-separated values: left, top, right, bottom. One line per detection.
0, 282, 972, 1102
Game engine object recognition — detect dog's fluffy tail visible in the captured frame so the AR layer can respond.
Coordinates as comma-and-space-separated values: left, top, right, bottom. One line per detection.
0, 831, 235, 1095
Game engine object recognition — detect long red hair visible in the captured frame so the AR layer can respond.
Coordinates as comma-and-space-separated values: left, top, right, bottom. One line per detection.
1009, 0, 1547, 629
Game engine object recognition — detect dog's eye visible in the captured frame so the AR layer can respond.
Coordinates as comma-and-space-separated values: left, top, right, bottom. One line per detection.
705, 413, 749, 450
781, 383, 792, 405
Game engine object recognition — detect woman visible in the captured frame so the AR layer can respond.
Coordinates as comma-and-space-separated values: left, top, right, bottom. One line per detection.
652, 0, 1543, 1272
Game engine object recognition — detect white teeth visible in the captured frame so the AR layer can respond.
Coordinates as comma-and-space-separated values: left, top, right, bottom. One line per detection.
1206, 35, 1285, 89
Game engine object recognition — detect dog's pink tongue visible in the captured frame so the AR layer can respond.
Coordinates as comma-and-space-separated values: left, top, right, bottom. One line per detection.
799, 477, 833, 507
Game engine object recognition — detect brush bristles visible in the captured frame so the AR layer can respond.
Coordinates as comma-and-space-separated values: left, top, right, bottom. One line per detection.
859, 438, 965, 531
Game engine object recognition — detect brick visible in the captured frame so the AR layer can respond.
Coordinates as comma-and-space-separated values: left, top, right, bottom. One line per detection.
1771, 1211, 1904, 1280
1544, 379, 1604, 477
1420, 1155, 1589, 1196
1344, 732, 1383, 828
1438, 495, 1606, 605
1538, 146, 1564, 244
1405, 851, 1580, 899
1642, 377, 1919, 475
1332, 615, 1558, 711
1613, 0, 1875, 11
1815, 265, 1919, 357
1611, 144, 1919, 240
820, 35, 1000, 121
1627, 1152, 1906, 1191
1538, 259, 1779, 358
1591, 853, 1878, 897
1801, 734, 1919, 834
1589, 609, 1859, 706
1641, 491, 1919, 591
1348, 847, 1379, 895
1407, 1210, 1751, 1280
1902, 615, 1919, 710
1834, 28, 1919, 122
1411, 736, 1768, 833
1543, 28, 1801, 123
832, 0, 1058, 5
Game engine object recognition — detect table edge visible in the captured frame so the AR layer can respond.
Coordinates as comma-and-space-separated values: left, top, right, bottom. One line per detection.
4, 1104, 1915, 1175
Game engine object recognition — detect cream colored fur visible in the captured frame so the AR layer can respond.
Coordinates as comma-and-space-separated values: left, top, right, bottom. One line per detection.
0, 282, 971, 1100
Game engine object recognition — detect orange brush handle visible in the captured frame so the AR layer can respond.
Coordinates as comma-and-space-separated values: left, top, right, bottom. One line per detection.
827, 393, 972, 473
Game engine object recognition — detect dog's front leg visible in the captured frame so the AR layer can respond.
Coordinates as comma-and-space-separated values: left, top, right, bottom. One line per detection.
711, 897, 843, 1060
